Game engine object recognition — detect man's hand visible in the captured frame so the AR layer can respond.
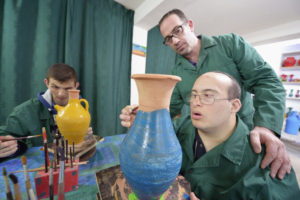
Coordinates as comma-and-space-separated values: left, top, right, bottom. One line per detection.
119, 105, 139, 128
250, 126, 291, 179
87, 127, 93, 135
190, 192, 200, 200
0, 135, 18, 158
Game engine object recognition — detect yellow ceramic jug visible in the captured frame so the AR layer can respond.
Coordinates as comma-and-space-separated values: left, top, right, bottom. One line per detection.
54, 90, 91, 144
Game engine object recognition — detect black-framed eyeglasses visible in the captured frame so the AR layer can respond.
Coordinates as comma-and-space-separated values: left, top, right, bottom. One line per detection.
186, 92, 232, 105
163, 22, 187, 46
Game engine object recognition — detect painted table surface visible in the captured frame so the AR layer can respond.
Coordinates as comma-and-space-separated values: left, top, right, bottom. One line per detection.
0, 134, 126, 200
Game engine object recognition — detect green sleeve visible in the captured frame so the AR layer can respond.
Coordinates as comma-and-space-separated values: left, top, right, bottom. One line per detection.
227, 34, 285, 135
0, 110, 27, 137
0, 99, 53, 147
169, 84, 184, 118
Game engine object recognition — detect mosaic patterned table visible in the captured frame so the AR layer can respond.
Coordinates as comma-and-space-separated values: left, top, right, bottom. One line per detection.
0, 134, 126, 200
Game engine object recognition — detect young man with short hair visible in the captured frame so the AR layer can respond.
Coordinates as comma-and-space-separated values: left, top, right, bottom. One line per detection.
0, 63, 84, 160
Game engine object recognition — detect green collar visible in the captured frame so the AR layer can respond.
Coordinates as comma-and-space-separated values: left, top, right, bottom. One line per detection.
175, 34, 217, 69
193, 116, 249, 167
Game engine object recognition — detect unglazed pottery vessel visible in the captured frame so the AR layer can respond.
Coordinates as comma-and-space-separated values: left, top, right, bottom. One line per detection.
55, 90, 91, 144
119, 74, 182, 200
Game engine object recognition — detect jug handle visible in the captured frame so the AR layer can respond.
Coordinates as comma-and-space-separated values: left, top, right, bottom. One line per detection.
79, 99, 89, 111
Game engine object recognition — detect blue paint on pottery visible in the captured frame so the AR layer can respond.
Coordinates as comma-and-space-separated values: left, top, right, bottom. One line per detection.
119, 109, 182, 200
36, 177, 42, 185
39, 192, 46, 198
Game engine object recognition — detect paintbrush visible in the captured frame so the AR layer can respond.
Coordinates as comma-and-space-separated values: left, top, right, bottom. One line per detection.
57, 147, 65, 200
8, 173, 22, 200
3, 167, 13, 200
21, 156, 36, 200
0, 134, 42, 141
42, 127, 50, 173
53, 138, 57, 171
11, 161, 88, 173
65, 140, 68, 163
49, 160, 54, 200
70, 147, 73, 168
56, 133, 60, 165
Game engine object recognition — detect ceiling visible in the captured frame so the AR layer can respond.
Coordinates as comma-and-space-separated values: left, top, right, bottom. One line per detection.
115, 0, 300, 45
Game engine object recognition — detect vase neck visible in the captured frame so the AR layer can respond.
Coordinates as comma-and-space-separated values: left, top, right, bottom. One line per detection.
133, 74, 181, 112
68, 89, 80, 100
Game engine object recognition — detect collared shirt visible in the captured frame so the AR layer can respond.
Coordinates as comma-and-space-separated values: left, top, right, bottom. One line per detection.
174, 116, 300, 200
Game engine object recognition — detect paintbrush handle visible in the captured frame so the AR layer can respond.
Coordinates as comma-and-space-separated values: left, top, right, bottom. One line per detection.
44, 143, 48, 173
14, 184, 22, 200
58, 161, 65, 200
57, 183, 65, 200
6, 192, 13, 200
28, 187, 36, 200
49, 185, 54, 200
0, 135, 42, 141
26, 180, 36, 200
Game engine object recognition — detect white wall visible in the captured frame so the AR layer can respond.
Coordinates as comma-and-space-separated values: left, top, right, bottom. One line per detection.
130, 26, 147, 105
255, 38, 300, 113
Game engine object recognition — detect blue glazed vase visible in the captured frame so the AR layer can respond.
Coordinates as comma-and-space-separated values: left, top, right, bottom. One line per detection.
119, 109, 182, 199
119, 74, 182, 200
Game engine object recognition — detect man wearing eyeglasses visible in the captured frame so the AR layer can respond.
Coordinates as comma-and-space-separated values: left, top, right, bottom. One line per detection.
180, 71, 299, 199
158, 9, 289, 180
120, 72, 300, 200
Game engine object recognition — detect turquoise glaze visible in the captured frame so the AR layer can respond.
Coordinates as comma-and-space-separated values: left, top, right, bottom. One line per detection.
285, 111, 300, 135
119, 109, 182, 200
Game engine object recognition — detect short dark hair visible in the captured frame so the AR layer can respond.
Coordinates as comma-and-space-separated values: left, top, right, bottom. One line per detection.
158, 9, 188, 31
213, 71, 241, 100
46, 63, 77, 83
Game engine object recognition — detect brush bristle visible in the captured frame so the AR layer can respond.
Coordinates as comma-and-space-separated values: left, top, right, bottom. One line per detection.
3, 167, 7, 176
21, 156, 27, 165
8, 174, 18, 184
42, 127, 46, 133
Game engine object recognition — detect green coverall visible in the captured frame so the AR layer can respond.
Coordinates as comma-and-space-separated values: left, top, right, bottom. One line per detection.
174, 116, 300, 200
170, 33, 285, 135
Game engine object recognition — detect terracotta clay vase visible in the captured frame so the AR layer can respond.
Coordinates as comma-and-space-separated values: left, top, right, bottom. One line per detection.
119, 74, 182, 200
54, 90, 91, 144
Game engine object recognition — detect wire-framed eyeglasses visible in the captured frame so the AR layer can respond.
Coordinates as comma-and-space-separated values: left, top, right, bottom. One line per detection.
163, 22, 187, 45
186, 92, 232, 105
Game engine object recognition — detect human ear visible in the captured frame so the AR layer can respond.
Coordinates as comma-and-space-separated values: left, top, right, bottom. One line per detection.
187, 20, 194, 32
44, 78, 49, 88
231, 99, 241, 113
75, 82, 80, 89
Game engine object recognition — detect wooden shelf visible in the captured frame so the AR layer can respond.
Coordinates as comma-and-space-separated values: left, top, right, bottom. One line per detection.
282, 82, 300, 85
280, 66, 300, 71
286, 97, 300, 100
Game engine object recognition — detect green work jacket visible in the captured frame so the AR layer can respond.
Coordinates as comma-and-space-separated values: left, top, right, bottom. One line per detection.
0, 98, 55, 148
174, 116, 300, 200
171, 33, 285, 134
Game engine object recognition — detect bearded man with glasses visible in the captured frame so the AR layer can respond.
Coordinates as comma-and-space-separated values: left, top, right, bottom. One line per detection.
158, 9, 289, 180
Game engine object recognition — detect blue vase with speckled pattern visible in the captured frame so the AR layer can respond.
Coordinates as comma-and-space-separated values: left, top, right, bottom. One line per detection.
119, 74, 182, 200
119, 109, 182, 199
